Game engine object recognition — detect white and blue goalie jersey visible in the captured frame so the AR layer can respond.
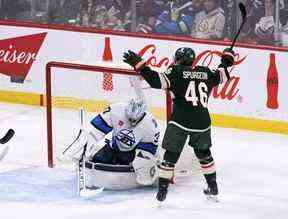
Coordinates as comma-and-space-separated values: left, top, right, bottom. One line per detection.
90, 102, 160, 155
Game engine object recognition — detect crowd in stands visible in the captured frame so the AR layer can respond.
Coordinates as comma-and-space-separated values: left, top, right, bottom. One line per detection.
0, 0, 287, 47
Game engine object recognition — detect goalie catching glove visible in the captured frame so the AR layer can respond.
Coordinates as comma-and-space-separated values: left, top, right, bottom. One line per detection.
123, 50, 146, 71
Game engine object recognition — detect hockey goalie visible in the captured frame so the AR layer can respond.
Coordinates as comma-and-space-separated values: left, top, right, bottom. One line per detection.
63, 77, 160, 192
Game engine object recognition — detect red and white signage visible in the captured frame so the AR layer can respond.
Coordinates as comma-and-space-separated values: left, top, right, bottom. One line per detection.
0, 22, 287, 122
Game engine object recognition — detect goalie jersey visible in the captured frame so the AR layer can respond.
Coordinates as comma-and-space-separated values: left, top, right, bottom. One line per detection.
90, 102, 160, 155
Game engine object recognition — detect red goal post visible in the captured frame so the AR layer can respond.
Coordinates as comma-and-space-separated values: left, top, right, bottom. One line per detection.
45, 61, 172, 168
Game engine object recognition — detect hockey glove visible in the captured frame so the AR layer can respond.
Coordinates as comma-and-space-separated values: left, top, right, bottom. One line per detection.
221, 48, 235, 67
123, 50, 146, 71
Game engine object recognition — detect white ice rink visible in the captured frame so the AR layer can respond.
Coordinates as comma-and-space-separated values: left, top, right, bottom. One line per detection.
0, 102, 288, 219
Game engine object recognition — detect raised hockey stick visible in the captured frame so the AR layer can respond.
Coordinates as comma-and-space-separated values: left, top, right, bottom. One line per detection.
0, 129, 15, 144
230, 3, 247, 50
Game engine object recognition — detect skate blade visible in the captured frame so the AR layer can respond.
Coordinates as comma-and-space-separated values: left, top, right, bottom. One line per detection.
80, 187, 104, 197
155, 199, 165, 207
206, 195, 219, 202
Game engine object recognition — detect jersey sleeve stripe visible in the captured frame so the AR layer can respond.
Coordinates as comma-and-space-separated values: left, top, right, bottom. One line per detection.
90, 115, 113, 134
219, 69, 228, 83
158, 72, 169, 89
137, 142, 157, 155
161, 73, 171, 88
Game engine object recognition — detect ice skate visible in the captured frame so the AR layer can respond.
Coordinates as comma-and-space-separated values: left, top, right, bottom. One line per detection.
156, 184, 168, 202
203, 182, 219, 202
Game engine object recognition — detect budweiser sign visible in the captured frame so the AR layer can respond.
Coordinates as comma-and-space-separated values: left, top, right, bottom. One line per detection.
138, 44, 246, 100
0, 32, 47, 81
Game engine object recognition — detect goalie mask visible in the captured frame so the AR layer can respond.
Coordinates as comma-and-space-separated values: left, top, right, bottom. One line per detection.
174, 47, 196, 66
125, 99, 147, 126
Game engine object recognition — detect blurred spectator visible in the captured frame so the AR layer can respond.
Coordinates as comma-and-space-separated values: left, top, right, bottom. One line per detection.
221, 0, 236, 40
0, 0, 31, 20
239, 0, 274, 45
0, 0, 285, 47
134, 0, 164, 34
239, 0, 287, 46
47, 0, 81, 24
278, 0, 288, 46
239, 0, 264, 44
154, 0, 194, 35
31, 0, 50, 23
89, 4, 125, 30
191, 0, 226, 39
279, 0, 288, 26
254, 0, 275, 44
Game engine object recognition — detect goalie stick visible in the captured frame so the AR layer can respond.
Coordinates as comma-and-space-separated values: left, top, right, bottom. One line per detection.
0, 129, 15, 144
75, 144, 104, 197
69, 108, 104, 197
62, 108, 85, 158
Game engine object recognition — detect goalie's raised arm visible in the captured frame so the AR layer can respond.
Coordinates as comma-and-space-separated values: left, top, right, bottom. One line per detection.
129, 76, 147, 105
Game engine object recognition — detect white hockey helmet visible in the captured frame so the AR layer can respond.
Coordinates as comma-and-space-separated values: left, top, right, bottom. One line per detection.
125, 99, 147, 126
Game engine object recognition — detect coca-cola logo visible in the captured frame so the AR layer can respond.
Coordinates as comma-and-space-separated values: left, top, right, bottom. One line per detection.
138, 44, 170, 68
138, 44, 247, 100
0, 33, 47, 82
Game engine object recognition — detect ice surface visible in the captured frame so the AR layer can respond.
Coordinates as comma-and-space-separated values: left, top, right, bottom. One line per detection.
0, 103, 288, 219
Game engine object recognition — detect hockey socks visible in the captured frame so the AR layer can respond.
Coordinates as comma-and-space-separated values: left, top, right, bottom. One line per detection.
156, 161, 175, 202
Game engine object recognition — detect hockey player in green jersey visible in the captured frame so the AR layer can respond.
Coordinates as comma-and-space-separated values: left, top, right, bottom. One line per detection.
123, 47, 234, 202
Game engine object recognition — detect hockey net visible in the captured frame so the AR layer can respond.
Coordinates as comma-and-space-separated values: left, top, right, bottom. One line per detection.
45, 61, 201, 176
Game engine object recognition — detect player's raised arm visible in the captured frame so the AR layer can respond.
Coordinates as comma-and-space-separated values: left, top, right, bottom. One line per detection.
123, 50, 169, 89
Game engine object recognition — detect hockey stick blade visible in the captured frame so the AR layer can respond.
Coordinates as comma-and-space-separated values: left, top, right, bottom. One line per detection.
239, 2, 247, 19
0, 129, 15, 144
80, 187, 104, 197
206, 195, 219, 203
230, 3, 247, 50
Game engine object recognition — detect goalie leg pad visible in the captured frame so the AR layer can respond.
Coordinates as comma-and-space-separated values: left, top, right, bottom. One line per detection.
62, 129, 88, 159
132, 149, 157, 186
